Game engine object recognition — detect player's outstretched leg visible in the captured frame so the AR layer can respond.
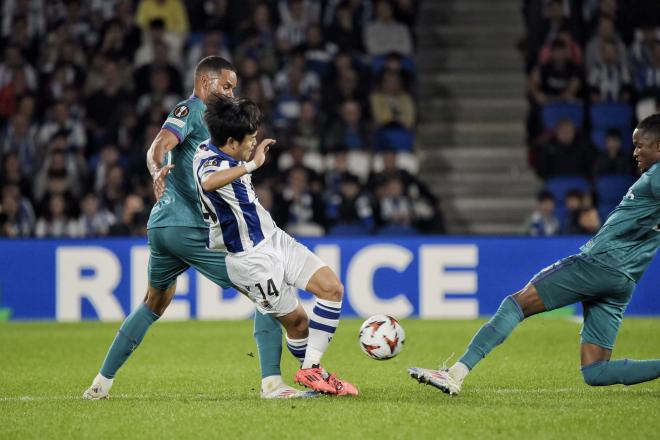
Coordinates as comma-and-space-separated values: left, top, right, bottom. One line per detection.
254, 310, 317, 399
409, 285, 541, 396
82, 284, 173, 400
294, 267, 358, 396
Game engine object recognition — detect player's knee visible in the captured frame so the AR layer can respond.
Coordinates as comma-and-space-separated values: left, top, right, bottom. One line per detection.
320, 278, 343, 302
581, 361, 607, 386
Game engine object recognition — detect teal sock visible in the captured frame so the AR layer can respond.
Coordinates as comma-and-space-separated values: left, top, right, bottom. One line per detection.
253, 311, 282, 379
459, 295, 524, 370
582, 359, 660, 386
99, 304, 159, 379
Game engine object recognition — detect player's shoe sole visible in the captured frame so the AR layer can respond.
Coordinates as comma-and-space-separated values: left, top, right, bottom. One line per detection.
408, 367, 460, 396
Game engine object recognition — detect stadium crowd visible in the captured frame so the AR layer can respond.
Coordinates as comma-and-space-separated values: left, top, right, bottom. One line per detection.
522, 0, 660, 236
0, 0, 444, 239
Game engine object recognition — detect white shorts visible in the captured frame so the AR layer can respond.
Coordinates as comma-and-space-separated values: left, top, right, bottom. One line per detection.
226, 228, 326, 316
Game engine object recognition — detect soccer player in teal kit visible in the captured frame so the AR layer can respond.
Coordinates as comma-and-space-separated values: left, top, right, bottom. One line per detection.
83, 57, 312, 400
409, 113, 660, 395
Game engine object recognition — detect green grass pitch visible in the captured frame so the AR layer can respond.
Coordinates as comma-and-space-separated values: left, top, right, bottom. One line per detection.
1, 318, 659, 439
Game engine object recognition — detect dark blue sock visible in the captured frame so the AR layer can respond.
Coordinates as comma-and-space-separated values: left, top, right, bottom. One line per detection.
100, 304, 159, 379
459, 295, 524, 370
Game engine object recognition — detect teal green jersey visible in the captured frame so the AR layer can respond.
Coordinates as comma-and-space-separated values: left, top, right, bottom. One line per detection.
580, 162, 660, 281
147, 96, 210, 229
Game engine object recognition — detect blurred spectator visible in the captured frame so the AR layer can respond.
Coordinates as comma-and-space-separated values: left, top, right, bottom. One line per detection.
528, 39, 582, 107
375, 176, 415, 230
86, 59, 131, 145
2, 0, 45, 40
37, 101, 87, 151
185, 31, 232, 91
238, 56, 274, 101
108, 194, 147, 236
136, 0, 189, 34
587, 38, 632, 103
0, 152, 32, 197
326, 174, 374, 230
276, 0, 320, 53
274, 166, 325, 236
234, 27, 278, 77
1, 113, 39, 175
101, 164, 128, 216
273, 48, 321, 127
35, 193, 75, 238
538, 24, 583, 66
134, 18, 181, 68
631, 25, 660, 70
326, 2, 365, 54
536, 118, 594, 180
5, 14, 40, 65
634, 39, 660, 100
290, 99, 323, 153
0, 64, 35, 120
585, 15, 628, 71
0, 185, 35, 238
525, 190, 560, 237
561, 188, 584, 234
370, 70, 415, 130
134, 39, 183, 96
368, 150, 443, 233
576, 206, 601, 234
364, 0, 413, 56
594, 129, 633, 176
301, 24, 337, 76
33, 133, 86, 202
136, 67, 180, 117
0, 44, 37, 90
72, 192, 115, 237
323, 99, 370, 152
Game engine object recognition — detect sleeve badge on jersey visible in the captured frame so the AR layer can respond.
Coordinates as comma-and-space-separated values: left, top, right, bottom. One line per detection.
203, 158, 219, 169
173, 105, 189, 118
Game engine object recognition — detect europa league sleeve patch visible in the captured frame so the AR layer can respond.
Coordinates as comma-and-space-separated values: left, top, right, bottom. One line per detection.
173, 105, 189, 118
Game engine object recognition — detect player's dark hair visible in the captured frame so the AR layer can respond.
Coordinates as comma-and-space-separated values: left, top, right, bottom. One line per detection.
636, 113, 660, 139
195, 56, 236, 78
204, 95, 262, 146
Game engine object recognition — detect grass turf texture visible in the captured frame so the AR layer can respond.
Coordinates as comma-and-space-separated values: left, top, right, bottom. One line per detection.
1, 318, 659, 439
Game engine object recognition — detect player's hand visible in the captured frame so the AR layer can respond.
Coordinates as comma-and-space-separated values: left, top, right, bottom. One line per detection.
253, 139, 276, 168
152, 164, 174, 201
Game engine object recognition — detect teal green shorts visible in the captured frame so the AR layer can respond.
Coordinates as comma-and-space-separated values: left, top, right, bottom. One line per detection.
530, 253, 635, 350
147, 226, 232, 290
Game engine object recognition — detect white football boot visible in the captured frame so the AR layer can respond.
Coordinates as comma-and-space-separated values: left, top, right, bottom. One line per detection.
408, 367, 462, 396
82, 373, 113, 400
260, 382, 319, 399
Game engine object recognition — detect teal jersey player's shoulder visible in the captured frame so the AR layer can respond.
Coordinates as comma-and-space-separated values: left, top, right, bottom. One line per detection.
581, 162, 660, 281
148, 95, 210, 230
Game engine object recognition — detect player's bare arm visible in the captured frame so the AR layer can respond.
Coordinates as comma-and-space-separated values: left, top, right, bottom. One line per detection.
201, 139, 275, 192
146, 129, 179, 201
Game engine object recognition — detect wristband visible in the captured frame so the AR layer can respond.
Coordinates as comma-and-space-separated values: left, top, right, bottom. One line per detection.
244, 161, 257, 173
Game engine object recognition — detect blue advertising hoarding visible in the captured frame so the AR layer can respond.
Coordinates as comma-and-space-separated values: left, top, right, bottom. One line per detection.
0, 237, 658, 321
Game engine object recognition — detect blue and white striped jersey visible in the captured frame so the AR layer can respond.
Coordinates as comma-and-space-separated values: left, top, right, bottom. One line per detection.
192, 140, 276, 254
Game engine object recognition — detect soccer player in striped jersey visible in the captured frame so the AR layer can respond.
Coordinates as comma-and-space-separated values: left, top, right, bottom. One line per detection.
83, 57, 313, 400
193, 95, 358, 395
410, 113, 660, 396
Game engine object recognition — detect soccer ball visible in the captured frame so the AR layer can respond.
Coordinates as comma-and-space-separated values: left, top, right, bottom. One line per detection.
358, 314, 405, 360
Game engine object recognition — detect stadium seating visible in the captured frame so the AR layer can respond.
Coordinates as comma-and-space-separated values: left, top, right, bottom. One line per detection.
541, 102, 584, 129
590, 103, 634, 151
596, 174, 635, 219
